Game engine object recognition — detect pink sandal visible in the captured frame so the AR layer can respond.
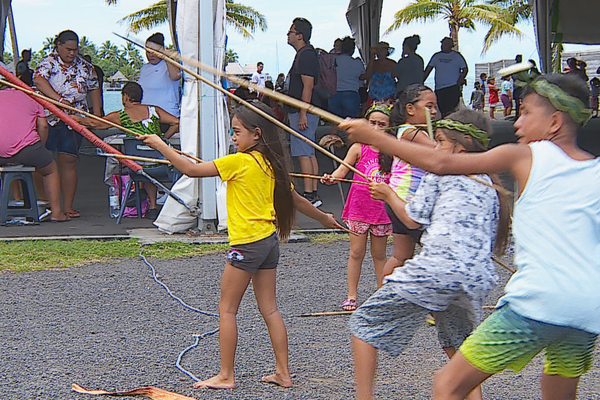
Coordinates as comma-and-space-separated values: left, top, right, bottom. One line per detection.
341, 298, 357, 311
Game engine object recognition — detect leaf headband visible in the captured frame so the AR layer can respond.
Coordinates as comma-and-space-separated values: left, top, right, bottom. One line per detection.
529, 78, 592, 126
435, 119, 490, 147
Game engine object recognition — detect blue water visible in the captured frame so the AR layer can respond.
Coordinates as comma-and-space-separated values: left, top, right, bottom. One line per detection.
103, 90, 122, 114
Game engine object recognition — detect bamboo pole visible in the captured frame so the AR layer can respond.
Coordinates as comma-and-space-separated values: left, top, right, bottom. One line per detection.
97, 153, 171, 165
290, 173, 368, 186
492, 256, 516, 274
113, 33, 371, 182
0, 78, 203, 164
424, 106, 512, 197
298, 310, 354, 317
114, 32, 344, 127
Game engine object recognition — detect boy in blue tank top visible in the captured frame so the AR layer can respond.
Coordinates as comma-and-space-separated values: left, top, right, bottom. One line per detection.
342, 74, 599, 400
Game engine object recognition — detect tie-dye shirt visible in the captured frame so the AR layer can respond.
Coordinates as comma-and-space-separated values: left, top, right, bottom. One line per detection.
388, 125, 427, 201
35, 52, 99, 125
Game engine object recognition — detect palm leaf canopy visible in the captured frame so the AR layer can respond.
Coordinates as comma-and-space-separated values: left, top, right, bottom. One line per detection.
108, 0, 267, 39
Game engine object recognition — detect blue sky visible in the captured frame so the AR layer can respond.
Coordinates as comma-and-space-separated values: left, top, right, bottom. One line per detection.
8, 0, 595, 83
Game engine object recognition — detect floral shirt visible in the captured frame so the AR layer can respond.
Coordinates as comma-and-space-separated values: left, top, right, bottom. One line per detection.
385, 173, 500, 325
35, 52, 99, 125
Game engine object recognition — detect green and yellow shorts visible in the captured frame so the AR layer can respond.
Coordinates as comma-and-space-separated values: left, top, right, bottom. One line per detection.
460, 305, 598, 378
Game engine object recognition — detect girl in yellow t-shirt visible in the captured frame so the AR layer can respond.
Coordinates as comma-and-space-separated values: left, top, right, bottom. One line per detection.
140, 102, 341, 390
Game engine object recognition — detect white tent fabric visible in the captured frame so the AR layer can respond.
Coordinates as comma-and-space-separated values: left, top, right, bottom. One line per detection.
534, 0, 600, 73
346, 0, 383, 63
154, 0, 229, 234
0, 0, 11, 56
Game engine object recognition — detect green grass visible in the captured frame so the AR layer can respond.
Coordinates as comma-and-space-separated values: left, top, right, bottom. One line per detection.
304, 232, 348, 244
0, 239, 229, 273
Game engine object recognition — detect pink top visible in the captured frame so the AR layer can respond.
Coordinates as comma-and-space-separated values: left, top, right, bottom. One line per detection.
342, 144, 391, 225
0, 89, 45, 158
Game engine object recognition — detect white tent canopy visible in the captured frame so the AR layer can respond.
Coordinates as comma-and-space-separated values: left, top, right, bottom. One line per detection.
533, 0, 600, 72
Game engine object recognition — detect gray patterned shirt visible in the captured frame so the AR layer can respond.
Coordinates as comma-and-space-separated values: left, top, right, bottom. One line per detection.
385, 173, 500, 324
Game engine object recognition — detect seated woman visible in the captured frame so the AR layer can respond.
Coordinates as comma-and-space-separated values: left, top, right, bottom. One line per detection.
77, 82, 179, 219
0, 81, 68, 222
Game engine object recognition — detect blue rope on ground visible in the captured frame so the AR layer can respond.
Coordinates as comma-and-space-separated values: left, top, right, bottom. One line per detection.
139, 250, 219, 381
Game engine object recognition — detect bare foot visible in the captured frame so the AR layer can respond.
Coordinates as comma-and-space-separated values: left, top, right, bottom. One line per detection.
65, 210, 80, 218
50, 213, 70, 223
193, 374, 235, 390
261, 373, 293, 388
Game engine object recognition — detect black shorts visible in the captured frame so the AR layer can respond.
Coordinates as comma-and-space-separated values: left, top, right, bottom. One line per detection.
0, 140, 54, 169
435, 84, 461, 116
385, 203, 423, 244
226, 232, 280, 273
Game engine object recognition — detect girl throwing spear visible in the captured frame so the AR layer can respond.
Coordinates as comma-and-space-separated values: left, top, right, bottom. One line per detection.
140, 102, 341, 390
344, 74, 599, 400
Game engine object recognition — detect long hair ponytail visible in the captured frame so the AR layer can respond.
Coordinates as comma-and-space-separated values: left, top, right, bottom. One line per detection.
232, 103, 296, 240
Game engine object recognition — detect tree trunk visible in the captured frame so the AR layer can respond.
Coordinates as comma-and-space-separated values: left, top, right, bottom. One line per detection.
450, 23, 459, 51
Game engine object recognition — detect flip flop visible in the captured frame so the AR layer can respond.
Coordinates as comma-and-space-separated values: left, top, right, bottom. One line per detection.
50, 213, 71, 223
341, 298, 357, 311
65, 210, 80, 218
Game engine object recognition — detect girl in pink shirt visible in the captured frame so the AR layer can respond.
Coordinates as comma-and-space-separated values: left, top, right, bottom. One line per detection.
322, 104, 394, 311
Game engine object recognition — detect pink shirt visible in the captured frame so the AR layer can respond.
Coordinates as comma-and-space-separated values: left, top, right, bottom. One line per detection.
0, 89, 45, 157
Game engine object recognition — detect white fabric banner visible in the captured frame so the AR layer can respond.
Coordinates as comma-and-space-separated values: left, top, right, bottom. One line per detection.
154, 0, 229, 234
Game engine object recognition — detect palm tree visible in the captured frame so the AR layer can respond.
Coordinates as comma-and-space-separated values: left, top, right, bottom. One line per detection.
225, 49, 239, 65
79, 36, 97, 58
386, 0, 523, 54
41, 36, 55, 56
105, 0, 267, 39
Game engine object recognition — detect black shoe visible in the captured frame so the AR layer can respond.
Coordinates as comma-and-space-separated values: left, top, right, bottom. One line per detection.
125, 188, 147, 207
145, 208, 159, 220
311, 195, 323, 208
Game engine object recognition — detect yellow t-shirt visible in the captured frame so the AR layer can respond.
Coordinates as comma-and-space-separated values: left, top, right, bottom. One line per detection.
213, 151, 276, 246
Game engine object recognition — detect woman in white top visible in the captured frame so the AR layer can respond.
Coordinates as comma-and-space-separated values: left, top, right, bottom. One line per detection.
137, 33, 181, 121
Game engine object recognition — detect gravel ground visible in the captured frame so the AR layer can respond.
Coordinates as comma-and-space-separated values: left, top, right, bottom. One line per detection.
1, 240, 599, 400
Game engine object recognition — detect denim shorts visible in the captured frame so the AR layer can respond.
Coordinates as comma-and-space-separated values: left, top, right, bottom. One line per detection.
288, 112, 318, 157
45, 122, 83, 157
328, 90, 361, 118
460, 305, 598, 378
350, 283, 475, 357
226, 232, 279, 273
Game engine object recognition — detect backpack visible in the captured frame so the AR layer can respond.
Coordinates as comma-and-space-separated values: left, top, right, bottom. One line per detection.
314, 48, 337, 99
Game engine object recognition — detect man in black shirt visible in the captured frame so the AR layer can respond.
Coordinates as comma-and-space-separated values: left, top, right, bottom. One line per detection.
286, 17, 322, 207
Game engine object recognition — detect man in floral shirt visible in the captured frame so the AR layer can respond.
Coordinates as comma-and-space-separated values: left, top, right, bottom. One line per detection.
34, 30, 101, 218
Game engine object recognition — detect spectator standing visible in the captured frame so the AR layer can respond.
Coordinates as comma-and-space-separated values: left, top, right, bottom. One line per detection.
469, 81, 484, 111
500, 75, 512, 117
275, 73, 285, 92
138, 33, 181, 124
82, 54, 105, 116
251, 62, 267, 89
286, 17, 322, 207
487, 77, 499, 120
423, 37, 468, 117
361, 41, 397, 106
479, 73, 487, 96
329, 36, 365, 119
393, 35, 424, 96
15, 49, 33, 86
34, 30, 101, 219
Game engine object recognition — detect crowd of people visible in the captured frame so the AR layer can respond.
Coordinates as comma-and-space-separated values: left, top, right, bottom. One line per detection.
1, 18, 599, 400
0, 29, 181, 221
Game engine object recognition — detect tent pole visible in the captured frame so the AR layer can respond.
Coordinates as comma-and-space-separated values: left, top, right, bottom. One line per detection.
7, 4, 18, 65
